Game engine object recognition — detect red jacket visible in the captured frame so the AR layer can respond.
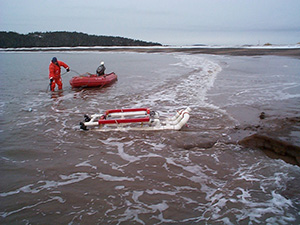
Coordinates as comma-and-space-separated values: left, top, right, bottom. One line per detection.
49, 61, 69, 79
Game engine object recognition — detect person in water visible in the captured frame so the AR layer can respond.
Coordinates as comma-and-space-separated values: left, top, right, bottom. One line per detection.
96, 61, 106, 76
49, 57, 70, 91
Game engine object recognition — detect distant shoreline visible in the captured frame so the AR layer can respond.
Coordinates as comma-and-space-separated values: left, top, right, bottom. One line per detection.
1, 46, 300, 58
119, 47, 300, 58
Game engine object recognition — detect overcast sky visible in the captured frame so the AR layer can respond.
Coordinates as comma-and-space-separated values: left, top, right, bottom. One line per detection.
1, 0, 300, 45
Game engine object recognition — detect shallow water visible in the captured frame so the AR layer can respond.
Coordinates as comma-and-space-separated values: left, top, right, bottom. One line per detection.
0, 51, 300, 224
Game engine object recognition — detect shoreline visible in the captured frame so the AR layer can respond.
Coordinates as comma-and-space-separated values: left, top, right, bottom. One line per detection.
1, 46, 300, 58
127, 47, 300, 58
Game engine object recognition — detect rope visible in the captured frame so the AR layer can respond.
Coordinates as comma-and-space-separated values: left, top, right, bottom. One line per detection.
70, 69, 81, 75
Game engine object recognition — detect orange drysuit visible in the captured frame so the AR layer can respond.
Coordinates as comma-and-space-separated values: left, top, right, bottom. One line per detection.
49, 61, 69, 91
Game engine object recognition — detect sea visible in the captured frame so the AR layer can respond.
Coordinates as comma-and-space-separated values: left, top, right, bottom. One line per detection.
0, 49, 300, 224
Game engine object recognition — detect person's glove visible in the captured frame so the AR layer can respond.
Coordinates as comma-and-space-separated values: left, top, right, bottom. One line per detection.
66, 68, 70, 72
50, 77, 53, 83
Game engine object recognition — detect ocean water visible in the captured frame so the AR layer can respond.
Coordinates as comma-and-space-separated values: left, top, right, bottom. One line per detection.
0, 51, 300, 224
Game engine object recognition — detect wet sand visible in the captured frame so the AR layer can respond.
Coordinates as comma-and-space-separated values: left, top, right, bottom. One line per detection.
227, 104, 300, 166
3, 46, 300, 58
111, 47, 300, 58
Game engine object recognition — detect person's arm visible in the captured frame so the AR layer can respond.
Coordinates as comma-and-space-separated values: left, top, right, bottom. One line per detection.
59, 61, 70, 71
96, 66, 101, 75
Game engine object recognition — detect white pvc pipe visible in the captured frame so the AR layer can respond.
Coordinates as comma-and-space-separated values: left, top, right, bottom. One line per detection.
107, 111, 148, 118
83, 107, 191, 131
171, 112, 190, 130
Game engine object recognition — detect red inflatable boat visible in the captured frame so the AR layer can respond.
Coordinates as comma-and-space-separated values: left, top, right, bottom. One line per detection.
69, 72, 118, 88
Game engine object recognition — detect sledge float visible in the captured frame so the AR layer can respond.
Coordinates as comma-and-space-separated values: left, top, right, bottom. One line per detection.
69, 72, 117, 88
80, 107, 191, 131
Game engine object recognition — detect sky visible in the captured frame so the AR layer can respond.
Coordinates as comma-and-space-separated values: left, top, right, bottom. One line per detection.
1, 0, 300, 46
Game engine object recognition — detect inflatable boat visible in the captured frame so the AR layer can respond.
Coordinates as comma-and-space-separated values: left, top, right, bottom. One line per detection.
79, 107, 191, 131
69, 72, 117, 88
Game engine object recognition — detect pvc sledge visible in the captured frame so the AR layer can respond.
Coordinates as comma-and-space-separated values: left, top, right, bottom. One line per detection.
80, 107, 191, 131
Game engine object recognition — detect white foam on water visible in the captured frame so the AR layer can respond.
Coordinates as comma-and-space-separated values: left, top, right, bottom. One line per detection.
113, 141, 140, 163
231, 189, 296, 223
112, 190, 173, 224
154, 146, 300, 224
75, 160, 97, 169
141, 141, 166, 151
115, 185, 125, 190
174, 54, 222, 105
0, 172, 90, 197
0, 196, 65, 218
97, 172, 134, 182
146, 189, 176, 196
128, 54, 222, 112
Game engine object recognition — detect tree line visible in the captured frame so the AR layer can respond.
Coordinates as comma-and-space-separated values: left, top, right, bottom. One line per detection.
0, 31, 162, 48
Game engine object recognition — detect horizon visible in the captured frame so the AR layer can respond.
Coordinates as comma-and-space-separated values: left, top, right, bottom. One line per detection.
1, 0, 300, 46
